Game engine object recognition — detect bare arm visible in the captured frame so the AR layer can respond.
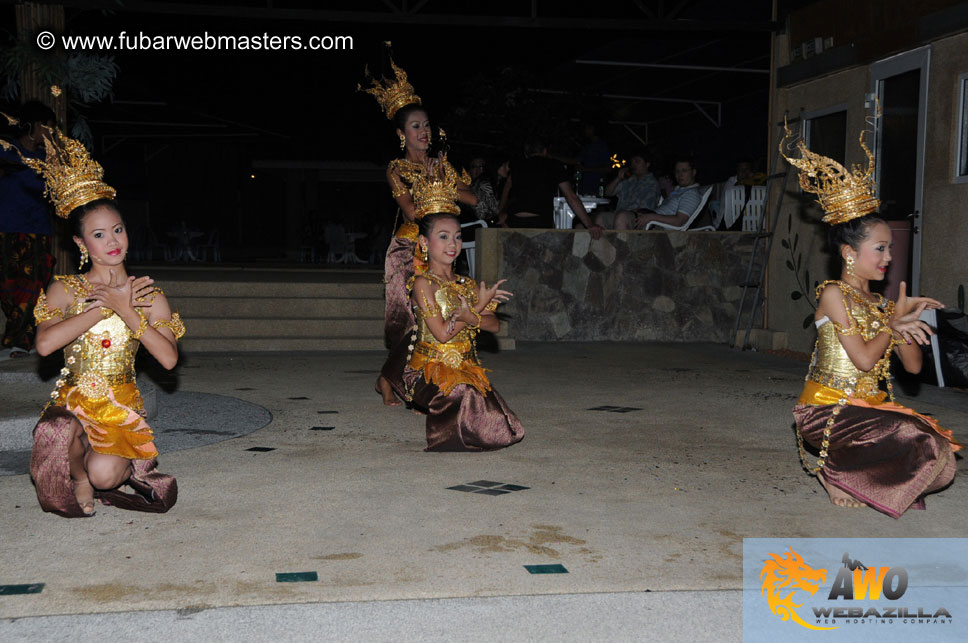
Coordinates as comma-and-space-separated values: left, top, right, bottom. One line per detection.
817, 285, 895, 373
559, 182, 602, 239
35, 281, 103, 356
604, 172, 624, 197
497, 175, 512, 226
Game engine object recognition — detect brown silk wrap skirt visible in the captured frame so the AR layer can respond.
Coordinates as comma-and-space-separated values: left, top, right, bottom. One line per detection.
794, 400, 957, 518
380, 235, 416, 398
404, 366, 524, 452
30, 407, 177, 517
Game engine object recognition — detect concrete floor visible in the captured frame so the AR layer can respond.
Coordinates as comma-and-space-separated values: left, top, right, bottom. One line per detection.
1, 342, 966, 641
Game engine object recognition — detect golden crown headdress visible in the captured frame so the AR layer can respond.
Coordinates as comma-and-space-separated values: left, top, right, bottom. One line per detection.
411, 154, 468, 218
357, 44, 421, 120
779, 115, 879, 225
1, 113, 116, 218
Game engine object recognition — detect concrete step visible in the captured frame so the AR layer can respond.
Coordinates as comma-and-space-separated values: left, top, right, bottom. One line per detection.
179, 336, 386, 352
187, 317, 384, 338
174, 297, 384, 319
160, 280, 385, 299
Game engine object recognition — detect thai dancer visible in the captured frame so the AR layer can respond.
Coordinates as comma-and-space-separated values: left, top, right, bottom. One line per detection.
402, 200, 522, 450
2, 120, 183, 517
781, 117, 960, 518
358, 50, 476, 406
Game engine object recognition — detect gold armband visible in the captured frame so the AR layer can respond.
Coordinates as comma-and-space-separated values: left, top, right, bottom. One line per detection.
485, 301, 499, 312
467, 308, 482, 330
414, 291, 440, 319
131, 312, 148, 340
33, 290, 64, 323
152, 312, 186, 340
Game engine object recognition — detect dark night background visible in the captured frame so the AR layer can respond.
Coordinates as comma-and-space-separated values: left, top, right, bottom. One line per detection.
2, 0, 802, 260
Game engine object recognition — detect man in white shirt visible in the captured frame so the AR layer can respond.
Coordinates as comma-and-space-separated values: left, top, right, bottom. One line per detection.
626, 157, 702, 229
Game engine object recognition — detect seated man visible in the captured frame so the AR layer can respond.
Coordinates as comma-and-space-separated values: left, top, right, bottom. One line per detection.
595, 151, 659, 229
499, 138, 602, 239
615, 157, 701, 230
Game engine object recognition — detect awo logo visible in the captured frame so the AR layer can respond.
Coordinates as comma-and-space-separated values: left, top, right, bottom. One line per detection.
759, 548, 953, 631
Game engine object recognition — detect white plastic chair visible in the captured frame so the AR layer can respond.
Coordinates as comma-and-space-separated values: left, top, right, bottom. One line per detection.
921, 308, 945, 388
460, 219, 488, 279
644, 186, 714, 231
742, 185, 767, 232
722, 185, 745, 230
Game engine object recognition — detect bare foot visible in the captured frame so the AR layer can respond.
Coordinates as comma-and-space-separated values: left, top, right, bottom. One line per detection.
375, 376, 402, 407
72, 477, 96, 516
818, 473, 865, 508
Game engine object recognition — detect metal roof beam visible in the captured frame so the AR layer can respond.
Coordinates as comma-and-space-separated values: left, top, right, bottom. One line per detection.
576, 59, 769, 74
43, 1, 777, 31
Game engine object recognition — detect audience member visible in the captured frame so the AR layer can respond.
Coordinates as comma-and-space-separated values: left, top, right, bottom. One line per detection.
499, 138, 602, 239
0, 101, 56, 357
595, 151, 659, 229
468, 157, 498, 222
614, 156, 702, 230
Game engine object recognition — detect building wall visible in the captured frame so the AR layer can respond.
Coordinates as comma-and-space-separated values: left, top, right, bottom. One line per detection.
477, 228, 759, 343
920, 32, 968, 307
769, 31, 968, 352
770, 64, 871, 352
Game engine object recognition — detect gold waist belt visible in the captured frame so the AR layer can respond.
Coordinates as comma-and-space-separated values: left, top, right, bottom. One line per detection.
67, 371, 135, 386
413, 342, 474, 368
395, 221, 418, 240
66, 371, 135, 402
798, 379, 886, 406
804, 366, 881, 400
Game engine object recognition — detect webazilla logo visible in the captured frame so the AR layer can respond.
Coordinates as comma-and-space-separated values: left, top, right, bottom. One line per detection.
759, 548, 953, 631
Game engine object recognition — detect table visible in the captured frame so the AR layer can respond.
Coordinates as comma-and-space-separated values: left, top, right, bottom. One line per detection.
553, 196, 611, 229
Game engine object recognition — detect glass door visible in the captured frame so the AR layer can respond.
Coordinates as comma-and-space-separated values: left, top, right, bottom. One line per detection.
871, 47, 930, 297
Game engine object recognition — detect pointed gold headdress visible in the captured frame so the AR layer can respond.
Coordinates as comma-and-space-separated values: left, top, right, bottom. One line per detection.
411, 155, 467, 218
779, 116, 879, 225
0, 114, 116, 218
357, 45, 421, 120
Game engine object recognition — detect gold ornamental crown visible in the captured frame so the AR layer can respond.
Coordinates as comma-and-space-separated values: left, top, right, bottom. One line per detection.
412, 156, 467, 218
357, 49, 421, 120
1, 114, 116, 218
779, 118, 879, 225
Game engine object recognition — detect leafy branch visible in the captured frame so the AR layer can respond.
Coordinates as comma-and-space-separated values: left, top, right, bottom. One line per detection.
780, 213, 818, 329
1, 31, 118, 147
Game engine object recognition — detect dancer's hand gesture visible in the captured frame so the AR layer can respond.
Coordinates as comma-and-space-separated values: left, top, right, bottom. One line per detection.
478, 279, 512, 309
894, 281, 943, 319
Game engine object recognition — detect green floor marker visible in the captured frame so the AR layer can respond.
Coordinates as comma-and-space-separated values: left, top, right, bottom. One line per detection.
524, 564, 568, 574
276, 571, 318, 583
0, 583, 44, 595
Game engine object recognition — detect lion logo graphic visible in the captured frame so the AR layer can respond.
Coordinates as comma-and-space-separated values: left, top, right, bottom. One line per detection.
760, 548, 836, 631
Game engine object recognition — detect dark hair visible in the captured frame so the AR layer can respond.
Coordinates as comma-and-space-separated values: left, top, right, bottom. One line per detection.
673, 156, 695, 170
629, 149, 651, 164
68, 198, 123, 237
17, 100, 57, 131
827, 214, 886, 254
417, 212, 459, 238
394, 103, 428, 131
523, 137, 546, 156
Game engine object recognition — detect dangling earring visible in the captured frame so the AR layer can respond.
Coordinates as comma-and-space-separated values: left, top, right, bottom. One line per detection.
399, 134, 406, 151
845, 255, 855, 277
78, 243, 89, 271
420, 245, 428, 262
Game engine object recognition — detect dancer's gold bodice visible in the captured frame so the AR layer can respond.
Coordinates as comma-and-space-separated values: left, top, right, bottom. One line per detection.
804, 280, 896, 400
409, 272, 490, 395
35, 275, 185, 399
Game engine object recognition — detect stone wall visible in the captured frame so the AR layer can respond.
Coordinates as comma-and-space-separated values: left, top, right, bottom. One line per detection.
476, 228, 760, 342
